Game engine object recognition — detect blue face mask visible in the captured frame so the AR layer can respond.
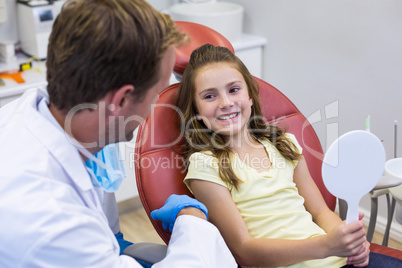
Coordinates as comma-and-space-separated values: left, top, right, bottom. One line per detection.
84, 144, 127, 192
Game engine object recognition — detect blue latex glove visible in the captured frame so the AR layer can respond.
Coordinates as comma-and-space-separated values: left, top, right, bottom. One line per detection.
114, 232, 133, 255
115, 233, 151, 268
150, 194, 208, 232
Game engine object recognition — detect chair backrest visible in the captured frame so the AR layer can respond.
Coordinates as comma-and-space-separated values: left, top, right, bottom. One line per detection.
134, 22, 335, 245
172, 21, 234, 77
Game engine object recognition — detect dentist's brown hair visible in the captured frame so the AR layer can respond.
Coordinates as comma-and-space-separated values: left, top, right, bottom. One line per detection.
47, 0, 187, 112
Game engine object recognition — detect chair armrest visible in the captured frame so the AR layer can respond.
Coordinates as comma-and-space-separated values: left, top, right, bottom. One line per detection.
123, 242, 168, 264
370, 243, 402, 260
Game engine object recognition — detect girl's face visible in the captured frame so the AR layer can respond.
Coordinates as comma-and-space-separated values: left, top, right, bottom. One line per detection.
194, 62, 253, 139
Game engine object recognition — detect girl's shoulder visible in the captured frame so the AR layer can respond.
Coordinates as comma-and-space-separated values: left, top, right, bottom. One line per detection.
283, 132, 303, 155
259, 132, 302, 153
284, 132, 298, 142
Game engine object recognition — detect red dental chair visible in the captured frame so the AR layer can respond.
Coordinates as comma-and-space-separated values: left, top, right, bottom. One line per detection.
134, 21, 402, 261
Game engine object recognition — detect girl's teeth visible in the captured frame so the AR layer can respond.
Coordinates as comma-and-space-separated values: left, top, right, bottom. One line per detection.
218, 113, 238, 120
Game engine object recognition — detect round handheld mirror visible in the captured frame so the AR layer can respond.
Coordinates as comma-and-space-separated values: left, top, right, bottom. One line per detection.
322, 130, 385, 224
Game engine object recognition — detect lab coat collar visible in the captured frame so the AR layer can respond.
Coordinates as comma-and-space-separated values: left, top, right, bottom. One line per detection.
21, 89, 95, 192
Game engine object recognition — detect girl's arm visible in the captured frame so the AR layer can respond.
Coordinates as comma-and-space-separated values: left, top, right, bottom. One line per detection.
189, 177, 366, 267
294, 156, 369, 267
293, 156, 342, 231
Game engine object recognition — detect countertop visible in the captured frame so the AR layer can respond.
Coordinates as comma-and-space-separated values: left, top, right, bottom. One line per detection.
0, 53, 47, 98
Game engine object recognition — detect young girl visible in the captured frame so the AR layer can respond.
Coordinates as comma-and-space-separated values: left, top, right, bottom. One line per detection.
176, 44, 401, 267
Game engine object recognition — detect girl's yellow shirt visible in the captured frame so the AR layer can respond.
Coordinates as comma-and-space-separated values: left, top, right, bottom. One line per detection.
184, 133, 346, 268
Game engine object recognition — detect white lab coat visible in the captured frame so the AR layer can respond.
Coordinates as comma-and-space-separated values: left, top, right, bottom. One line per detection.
0, 89, 236, 268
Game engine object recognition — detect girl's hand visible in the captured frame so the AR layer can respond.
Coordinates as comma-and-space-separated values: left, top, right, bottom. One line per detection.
325, 216, 366, 258
346, 240, 370, 267
346, 213, 370, 267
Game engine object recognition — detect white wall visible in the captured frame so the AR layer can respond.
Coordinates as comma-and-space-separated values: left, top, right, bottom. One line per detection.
227, 0, 402, 241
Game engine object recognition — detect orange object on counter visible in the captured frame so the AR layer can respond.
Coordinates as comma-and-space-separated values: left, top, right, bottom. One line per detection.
0, 70, 25, 84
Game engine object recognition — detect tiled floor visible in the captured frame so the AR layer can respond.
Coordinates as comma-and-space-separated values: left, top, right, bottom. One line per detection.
120, 207, 164, 244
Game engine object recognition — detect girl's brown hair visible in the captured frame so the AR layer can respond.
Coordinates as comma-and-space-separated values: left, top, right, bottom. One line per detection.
176, 44, 301, 190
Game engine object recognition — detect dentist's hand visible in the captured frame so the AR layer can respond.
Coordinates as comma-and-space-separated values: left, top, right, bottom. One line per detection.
151, 194, 208, 232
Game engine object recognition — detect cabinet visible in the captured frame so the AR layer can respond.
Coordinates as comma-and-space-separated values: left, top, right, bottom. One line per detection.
233, 33, 266, 78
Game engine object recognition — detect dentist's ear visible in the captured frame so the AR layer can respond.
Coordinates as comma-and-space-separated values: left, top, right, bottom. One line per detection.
109, 85, 135, 115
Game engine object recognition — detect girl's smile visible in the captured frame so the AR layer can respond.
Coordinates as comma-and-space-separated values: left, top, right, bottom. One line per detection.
216, 112, 239, 121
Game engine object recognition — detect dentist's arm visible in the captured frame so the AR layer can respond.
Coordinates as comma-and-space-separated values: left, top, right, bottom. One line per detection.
177, 206, 208, 220
151, 194, 208, 231
151, 194, 237, 268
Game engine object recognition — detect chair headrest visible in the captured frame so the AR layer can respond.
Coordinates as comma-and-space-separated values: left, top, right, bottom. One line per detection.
173, 21, 234, 76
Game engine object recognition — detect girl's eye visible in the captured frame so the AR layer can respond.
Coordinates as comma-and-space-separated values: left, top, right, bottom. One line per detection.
230, 87, 239, 93
204, 94, 214, 99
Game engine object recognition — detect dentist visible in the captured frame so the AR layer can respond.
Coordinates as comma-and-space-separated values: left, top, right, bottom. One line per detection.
0, 0, 236, 267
